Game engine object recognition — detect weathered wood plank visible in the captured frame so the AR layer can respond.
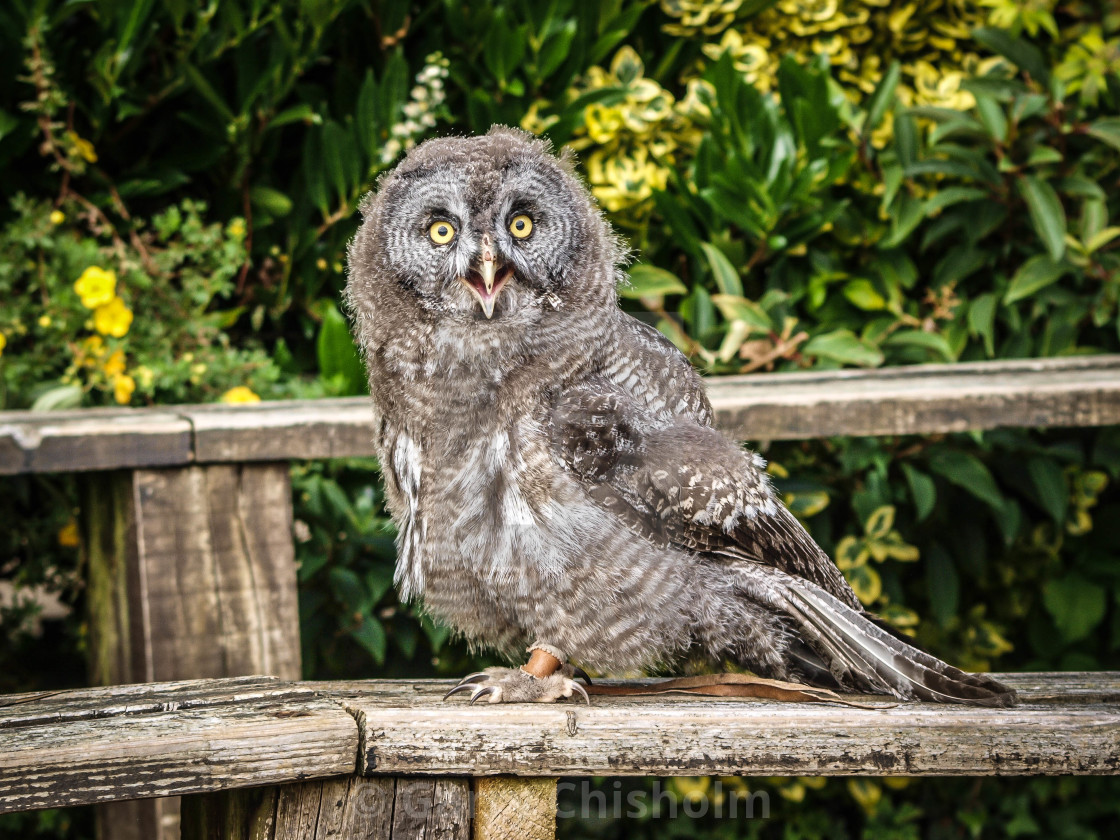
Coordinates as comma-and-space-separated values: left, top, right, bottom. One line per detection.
0, 678, 358, 814
473, 778, 556, 840
83, 465, 301, 687
1, 673, 1118, 818
82, 464, 301, 840
181, 400, 375, 464
3, 356, 1119, 474
0, 408, 191, 474
182, 777, 471, 840
706, 354, 1120, 440
337, 672, 1120, 777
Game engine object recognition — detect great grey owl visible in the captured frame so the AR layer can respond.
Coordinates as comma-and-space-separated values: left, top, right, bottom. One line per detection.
346, 126, 1016, 707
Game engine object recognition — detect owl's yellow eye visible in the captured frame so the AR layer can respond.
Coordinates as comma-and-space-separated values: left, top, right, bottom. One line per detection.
509, 214, 533, 239
429, 221, 456, 244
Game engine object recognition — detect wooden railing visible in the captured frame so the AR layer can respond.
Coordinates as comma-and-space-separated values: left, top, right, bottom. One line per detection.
2, 673, 1118, 839
2, 355, 1119, 839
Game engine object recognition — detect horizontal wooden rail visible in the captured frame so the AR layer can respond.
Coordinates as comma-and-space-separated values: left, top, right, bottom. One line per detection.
1, 355, 1118, 475
2, 672, 1117, 815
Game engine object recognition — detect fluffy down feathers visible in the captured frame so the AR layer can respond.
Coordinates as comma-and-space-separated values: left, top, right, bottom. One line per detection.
346, 127, 1016, 707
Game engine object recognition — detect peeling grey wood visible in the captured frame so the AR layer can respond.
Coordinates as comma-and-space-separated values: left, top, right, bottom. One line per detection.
0, 678, 358, 814
83, 465, 301, 687
336, 672, 1120, 777
82, 464, 302, 840
181, 400, 376, 464
181, 777, 470, 840
0, 408, 191, 474
1, 673, 1118, 819
707, 354, 1120, 440
3, 356, 1119, 475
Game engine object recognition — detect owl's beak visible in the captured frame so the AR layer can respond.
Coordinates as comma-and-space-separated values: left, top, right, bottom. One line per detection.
461, 234, 511, 319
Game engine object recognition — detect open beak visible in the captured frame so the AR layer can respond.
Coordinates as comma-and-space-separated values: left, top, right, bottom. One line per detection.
460, 233, 512, 319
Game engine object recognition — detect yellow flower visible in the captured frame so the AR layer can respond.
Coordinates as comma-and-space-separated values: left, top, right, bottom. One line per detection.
78, 335, 105, 367
221, 386, 261, 404
113, 374, 136, 405
66, 131, 98, 163
227, 219, 246, 240
102, 349, 126, 377
74, 266, 117, 309
0, 332, 6, 357
57, 519, 81, 548
38, 315, 52, 328
49, 210, 65, 225
94, 297, 133, 337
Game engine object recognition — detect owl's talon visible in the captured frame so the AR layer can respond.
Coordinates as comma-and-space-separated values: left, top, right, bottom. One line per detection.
570, 679, 590, 705
442, 672, 491, 701
568, 665, 592, 685
469, 685, 500, 705
442, 666, 593, 705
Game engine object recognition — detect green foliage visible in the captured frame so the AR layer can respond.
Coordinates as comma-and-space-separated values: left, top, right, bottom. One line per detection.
0, 196, 282, 409
2, 2, 1120, 838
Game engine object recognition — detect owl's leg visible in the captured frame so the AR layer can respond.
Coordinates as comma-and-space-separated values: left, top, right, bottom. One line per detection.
443, 647, 591, 705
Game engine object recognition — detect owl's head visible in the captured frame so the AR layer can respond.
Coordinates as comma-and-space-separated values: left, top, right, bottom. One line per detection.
348, 127, 623, 332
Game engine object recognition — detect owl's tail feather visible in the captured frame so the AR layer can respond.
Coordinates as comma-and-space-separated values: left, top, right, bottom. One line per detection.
744, 565, 1018, 707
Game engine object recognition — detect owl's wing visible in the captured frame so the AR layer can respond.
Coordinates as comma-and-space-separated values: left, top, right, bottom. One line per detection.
552, 380, 1018, 706
552, 379, 860, 609
610, 316, 715, 427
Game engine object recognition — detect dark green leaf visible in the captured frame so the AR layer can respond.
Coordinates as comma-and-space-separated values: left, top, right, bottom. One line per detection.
803, 329, 884, 367
864, 61, 900, 134
621, 265, 688, 299
249, 186, 293, 218
883, 329, 955, 361
893, 113, 918, 169
1028, 457, 1068, 524
968, 293, 998, 356
701, 242, 744, 297
351, 616, 387, 663
1004, 255, 1072, 303
1017, 176, 1067, 260
972, 28, 1050, 86
710, 294, 773, 331
925, 543, 959, 627
1042, 575, 1106, 642
317, 304, 367, 396
973, 93, 1007, 142
1086, 117, 1120, 152
902, 463, 937, 522
929, 450, 1004, 512
329, 567, 367, 612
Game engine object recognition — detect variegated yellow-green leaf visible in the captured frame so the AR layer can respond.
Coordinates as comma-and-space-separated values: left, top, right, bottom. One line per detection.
785, 490, 831, 520
882, 541, 920, 562
835, 535, 870, 570
847, 779, 882, 814
864, 505, 896, 539
844, 563, 882, 605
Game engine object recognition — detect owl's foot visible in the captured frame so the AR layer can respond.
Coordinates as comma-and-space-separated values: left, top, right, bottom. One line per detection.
443, 665, 591, 705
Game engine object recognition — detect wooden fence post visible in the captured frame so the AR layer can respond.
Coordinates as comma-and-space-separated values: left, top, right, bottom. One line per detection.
82, 463, 301, 840
181, 777, 472, 840
473, 778, 556, 840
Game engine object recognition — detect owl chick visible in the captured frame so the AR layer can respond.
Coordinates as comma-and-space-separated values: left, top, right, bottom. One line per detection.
346, 127, 1016, 707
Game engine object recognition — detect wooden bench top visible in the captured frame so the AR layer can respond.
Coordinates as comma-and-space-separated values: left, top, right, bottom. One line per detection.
2, 355, 1119, 475
2, 672, 1117, 814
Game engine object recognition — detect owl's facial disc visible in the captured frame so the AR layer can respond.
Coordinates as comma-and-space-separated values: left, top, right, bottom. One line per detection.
459, 232, 512, 319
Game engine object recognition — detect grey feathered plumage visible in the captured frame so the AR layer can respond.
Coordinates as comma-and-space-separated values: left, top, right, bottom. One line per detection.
346, 127, 1016, 706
